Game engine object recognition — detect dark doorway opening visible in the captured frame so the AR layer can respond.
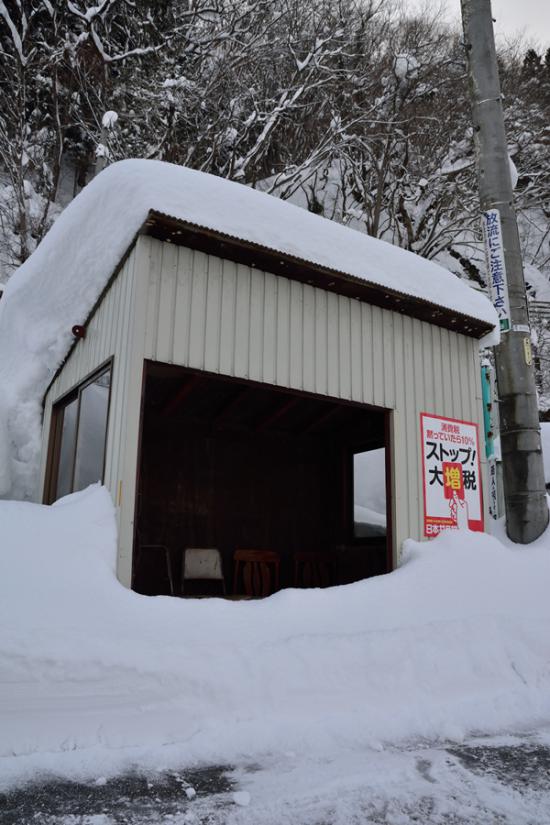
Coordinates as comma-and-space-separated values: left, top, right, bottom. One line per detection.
133, 361, 392, 597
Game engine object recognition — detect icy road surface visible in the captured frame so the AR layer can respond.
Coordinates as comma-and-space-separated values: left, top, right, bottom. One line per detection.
3, 730, 550, 824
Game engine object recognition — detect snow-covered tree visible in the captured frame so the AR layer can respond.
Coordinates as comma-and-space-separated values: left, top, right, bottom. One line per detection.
1, 0, 549, 389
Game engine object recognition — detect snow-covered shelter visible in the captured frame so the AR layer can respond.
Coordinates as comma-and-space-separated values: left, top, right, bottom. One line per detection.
18, 161, 496, 594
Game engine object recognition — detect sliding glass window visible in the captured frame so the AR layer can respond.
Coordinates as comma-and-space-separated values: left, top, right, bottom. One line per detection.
48, 364, 112, 502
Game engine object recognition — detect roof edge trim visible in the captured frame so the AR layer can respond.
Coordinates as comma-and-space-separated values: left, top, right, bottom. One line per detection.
143, 209, 493, 338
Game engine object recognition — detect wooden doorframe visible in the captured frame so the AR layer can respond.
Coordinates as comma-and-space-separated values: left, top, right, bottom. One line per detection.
131, 359, 395, 590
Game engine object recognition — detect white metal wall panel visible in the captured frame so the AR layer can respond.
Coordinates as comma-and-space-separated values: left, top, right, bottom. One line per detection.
39, 248, 139, 524
140, 236, 485, 562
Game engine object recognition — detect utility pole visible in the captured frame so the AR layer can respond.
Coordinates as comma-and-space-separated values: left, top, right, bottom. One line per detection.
461, 0, 548, 542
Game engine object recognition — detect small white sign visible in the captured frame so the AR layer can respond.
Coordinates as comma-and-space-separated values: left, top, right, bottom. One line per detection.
481, 208, 511, 332
420, 413, 484, 537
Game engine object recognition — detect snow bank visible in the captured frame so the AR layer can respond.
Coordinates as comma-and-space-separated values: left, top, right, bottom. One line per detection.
1, 485, 550, 788
0, 160, 497, 500
541, 422, 550, 484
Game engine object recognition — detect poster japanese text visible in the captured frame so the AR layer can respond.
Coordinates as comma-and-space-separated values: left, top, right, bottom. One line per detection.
420, 413, 484, 537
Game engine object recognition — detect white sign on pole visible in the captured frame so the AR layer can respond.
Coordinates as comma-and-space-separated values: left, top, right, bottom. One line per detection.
481, 208, 511, 332
420, 413, 484, 537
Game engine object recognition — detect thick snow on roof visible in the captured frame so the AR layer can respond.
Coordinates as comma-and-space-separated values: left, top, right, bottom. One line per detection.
0, 160, 496, 499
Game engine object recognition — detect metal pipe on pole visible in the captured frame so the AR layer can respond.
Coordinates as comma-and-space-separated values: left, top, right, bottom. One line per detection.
460, 0, 548, 542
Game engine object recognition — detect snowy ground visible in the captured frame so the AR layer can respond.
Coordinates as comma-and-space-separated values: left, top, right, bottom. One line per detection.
1, 485, 550, 822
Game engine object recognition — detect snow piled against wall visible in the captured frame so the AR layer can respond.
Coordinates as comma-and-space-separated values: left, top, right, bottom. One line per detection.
0, 160, 497, 500
540, 422, 550, 484
1, 484, 550, 788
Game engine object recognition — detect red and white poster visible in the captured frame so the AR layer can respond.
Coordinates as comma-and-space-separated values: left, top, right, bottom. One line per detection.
420, 413, 484, 537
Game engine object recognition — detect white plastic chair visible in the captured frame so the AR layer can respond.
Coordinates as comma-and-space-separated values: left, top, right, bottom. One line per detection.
181, 548, 226, 596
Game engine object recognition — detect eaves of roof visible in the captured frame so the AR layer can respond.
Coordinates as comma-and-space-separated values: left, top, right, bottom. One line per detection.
143, 209, 493, 339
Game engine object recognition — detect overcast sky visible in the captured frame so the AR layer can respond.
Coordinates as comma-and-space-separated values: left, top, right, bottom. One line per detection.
403, 0, 550, 50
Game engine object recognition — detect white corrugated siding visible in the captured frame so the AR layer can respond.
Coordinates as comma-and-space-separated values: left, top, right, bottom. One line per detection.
41, 235, 485, 587
138, 237, 485, 565
40, 248, 140, 580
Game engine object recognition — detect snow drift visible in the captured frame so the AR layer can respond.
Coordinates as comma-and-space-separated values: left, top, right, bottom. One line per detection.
0, 160, 497, 500
1, 485, 550, 788
541, 422, 550, 486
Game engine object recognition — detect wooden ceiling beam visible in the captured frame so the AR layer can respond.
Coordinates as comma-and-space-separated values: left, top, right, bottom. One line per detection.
161, 375, 202, 416
302, 403, 343, 433
255, 396, 301, 431
213, 387, 252, 428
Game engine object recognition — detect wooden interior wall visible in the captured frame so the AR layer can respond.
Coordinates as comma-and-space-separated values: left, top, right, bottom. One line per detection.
136, 418, 341, 594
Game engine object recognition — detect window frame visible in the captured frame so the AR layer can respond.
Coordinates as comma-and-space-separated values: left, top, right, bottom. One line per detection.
44, 358, 113, 504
